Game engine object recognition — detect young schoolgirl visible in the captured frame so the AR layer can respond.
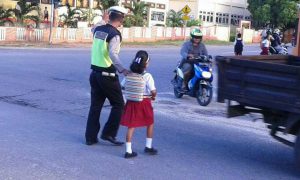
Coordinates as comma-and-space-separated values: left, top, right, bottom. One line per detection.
120, 50, 157, 159
234, 33, 244, 56
260, 35, 271, 55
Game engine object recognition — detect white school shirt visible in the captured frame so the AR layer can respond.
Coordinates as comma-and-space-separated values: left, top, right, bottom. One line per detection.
121, 72, 156, 96
261, 39, 270, 48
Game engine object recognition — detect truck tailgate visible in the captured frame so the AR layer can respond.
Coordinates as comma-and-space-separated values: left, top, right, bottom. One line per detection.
216, 55, 300, 114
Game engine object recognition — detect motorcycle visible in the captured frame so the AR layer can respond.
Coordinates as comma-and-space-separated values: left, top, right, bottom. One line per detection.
171, 55, 213, 106
269, 44, 288, 55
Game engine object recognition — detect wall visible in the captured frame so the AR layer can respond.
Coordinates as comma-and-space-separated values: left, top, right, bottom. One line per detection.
0, 26, 234, 44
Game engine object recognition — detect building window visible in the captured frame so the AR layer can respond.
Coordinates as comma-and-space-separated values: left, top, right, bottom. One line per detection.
156, 4, 165, 9
231, 14, 244, 25
216, 13, 229, 24
151, 11, 164, 22
199, 11, 213, 22
148, 3, 155, 8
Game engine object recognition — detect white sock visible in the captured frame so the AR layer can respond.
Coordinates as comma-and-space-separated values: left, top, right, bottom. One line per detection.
126, 142, 132, 153
146, 138, 152, 148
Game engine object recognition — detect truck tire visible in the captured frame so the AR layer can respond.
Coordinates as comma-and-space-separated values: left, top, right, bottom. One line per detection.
295, 131, 300, 169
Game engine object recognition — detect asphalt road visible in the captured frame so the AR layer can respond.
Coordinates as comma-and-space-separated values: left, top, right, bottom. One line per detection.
0, 44, 299, 179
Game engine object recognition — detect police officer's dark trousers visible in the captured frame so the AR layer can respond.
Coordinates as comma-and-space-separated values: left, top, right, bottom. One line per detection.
85, 71, 124, 141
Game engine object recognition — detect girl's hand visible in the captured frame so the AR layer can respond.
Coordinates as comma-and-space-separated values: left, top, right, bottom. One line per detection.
151, 90, 157, 101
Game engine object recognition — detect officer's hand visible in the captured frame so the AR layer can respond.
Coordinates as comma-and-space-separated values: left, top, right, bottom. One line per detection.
122, 69, 131, 76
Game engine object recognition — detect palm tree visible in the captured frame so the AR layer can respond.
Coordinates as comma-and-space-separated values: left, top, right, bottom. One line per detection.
59, 3, 82, 28
95, 0, 119, 12
167, 9, 184, 27
125, 0, 148, 27
79, 8, 96, 26
0, 7, 14, 26
14, 0, 41, 27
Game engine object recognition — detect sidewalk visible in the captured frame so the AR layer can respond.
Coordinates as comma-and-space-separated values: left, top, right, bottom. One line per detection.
0, 40, 236, 49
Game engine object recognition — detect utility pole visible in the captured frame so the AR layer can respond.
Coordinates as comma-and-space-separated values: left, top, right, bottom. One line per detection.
49, 0, 54, 44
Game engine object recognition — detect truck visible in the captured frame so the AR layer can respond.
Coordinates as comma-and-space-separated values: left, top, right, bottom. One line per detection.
216, 55, 300, 167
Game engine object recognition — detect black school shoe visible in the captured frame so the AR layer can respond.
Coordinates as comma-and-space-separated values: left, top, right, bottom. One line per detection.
124, 152, 138, 159
100, 135, 124, 146
144, 147, 158, 155
85, 138, 99, 146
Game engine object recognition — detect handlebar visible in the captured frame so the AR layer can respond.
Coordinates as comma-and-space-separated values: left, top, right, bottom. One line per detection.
187, 55, 212, 63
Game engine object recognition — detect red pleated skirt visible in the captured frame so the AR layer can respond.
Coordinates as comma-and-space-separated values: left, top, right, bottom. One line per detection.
120, 98, 154, 128
260, 47, 269, 55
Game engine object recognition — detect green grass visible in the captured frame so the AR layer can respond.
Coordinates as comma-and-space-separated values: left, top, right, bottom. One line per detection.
123, 39, 231, 47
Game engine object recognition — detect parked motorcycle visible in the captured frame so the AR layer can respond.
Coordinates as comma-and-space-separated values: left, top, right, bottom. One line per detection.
171, 55, 213, 106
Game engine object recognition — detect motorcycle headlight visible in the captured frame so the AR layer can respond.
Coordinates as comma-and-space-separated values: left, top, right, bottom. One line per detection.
202, 71, 212, 79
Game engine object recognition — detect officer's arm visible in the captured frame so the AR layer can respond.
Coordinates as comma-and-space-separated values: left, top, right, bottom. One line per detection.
108, 35, 126, 73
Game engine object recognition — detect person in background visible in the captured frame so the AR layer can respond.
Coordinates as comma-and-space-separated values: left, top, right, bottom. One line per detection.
234, 33, 244, 56
44, 7, 49, 21
260, 32, 271, 55
91, 12, 109, 33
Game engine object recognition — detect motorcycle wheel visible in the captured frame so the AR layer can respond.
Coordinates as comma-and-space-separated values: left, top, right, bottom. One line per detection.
174, 87, 183, 98
295, 131, 300, 170
196, 84, 212, 106
173, 78, 183, 98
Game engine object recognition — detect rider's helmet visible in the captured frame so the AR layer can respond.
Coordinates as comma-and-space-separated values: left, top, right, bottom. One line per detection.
274, 28, 280, 35
190, 28, 203, 42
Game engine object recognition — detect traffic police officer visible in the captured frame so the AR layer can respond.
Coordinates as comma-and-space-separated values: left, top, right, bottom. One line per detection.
85, 6, 129, 146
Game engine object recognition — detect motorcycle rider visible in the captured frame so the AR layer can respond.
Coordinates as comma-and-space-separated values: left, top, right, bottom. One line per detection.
179, 28, 208, 91
271, 28, 284, 54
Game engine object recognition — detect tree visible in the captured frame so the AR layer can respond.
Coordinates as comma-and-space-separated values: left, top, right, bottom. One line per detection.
125, 0, 148, 27
79, 8, 96, 26
247, 0, 298, 31
166, 9, 184, 27
14, 0, 41, 27
59, 3, 81, 28
0, 7, 14, 26
95, 0, 119, 12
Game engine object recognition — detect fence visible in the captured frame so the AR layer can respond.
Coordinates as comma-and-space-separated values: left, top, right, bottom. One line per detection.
16, 28, 26, 40
0, 26, 260, 44
34, 29, 43, 41
0, 28, 5, 41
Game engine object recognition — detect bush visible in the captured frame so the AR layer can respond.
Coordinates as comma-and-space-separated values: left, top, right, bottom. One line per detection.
187, 19, 202, 27
230, 33, 236, 42
123, 16, 133, 27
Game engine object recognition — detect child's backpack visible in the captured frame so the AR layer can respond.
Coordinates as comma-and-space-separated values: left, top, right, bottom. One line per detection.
234, 39, 243, 52
123, 73, 145, 102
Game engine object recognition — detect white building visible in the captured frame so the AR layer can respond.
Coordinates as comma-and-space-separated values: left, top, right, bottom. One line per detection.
169, 0, 251, 27
121, 0, 169, 27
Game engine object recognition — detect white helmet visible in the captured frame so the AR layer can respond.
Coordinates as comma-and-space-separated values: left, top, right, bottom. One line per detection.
274, 28, 280, 35
108, 6, 128, 15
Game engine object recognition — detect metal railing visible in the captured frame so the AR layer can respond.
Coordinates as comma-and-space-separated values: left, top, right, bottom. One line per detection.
34, 29, 43, 41
67, 28, 77, 40
0, 28, 6, 41
16, 28, 26, 40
